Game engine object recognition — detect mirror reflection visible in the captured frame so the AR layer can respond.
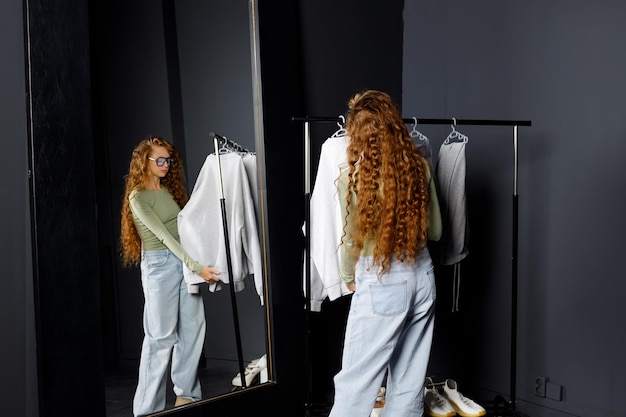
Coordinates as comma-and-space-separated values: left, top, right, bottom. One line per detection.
99, 1, 271, 416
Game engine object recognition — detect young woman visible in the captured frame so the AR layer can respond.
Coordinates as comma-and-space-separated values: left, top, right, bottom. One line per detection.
119, 136, 220, 416
329, 90, 442, 417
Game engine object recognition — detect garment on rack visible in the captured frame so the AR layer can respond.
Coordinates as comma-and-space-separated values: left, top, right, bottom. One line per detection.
240, 153, 264, 300
304, 135, 353, 312
242, 153, 260, 218
239, 152, 264, 240
436, 138, 469, 312
178, 152, 264, 305
416, 137, 434, 171
436, 140, 469, 266
409, 119, 434, 170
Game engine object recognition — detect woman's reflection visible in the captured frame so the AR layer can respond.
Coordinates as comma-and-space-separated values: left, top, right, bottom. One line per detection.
100, 1, 271, 415
120, 136, 221, 415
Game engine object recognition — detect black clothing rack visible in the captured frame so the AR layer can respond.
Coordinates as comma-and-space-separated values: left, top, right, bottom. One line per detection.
208, 131, 248, 389
292, 116, 531, 417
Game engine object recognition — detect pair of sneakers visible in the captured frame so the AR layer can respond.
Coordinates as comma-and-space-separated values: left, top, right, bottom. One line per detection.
424, 377, 486, 417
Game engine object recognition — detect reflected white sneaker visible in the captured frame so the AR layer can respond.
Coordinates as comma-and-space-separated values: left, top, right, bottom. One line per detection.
424, 377, 456, 417
442, 379, 486, 417
231, 354, 268, 386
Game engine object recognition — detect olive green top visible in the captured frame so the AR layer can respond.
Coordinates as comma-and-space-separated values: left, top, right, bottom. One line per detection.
129, 187, 203, 274
337, 164, 442, 284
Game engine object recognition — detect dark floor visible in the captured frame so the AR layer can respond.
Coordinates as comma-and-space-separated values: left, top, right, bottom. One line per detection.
105, 359, 245, 417
302, 395, 522, 417
106, 365, 521, 417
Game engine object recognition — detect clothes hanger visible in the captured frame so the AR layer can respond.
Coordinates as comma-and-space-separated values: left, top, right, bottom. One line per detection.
330, 115, 347, 137
409, 116, 429, 144
444, 117, 468, 144
217, 134, 250, 154
410, 117, 434, 170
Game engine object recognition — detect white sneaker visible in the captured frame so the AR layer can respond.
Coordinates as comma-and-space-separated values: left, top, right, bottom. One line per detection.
370, 387, 386, 417
370, 407, 384, 417
442, 379, 486, 417
424, 377, 456, 417
376, 387, 386, 403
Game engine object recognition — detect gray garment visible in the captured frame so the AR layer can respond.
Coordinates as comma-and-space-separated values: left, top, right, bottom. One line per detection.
435, 141, 469, 266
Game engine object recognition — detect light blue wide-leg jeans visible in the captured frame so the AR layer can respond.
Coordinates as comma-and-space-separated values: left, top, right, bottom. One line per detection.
329, 249, 436, 417
133, 250, 206, 417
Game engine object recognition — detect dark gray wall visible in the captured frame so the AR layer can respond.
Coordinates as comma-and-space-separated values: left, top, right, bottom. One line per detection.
1, 1, 38, 416
403, 1, 626, 417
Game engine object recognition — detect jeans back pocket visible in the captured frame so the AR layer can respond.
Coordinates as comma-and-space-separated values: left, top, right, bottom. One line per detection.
369, 281, 407, 316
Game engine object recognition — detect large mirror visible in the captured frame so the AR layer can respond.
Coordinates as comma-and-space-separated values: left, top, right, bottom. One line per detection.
94, 1, 273, 415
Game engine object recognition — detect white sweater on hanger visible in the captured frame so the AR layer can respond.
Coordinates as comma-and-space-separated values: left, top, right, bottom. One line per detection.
178, 152, 264, 305
242, 153, 260, 215
304, 135, 353, 312
241, 152, 264, 299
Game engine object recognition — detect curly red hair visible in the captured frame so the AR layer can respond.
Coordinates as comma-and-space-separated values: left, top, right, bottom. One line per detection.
119, 136, 189, 267
343, 90, 430, 275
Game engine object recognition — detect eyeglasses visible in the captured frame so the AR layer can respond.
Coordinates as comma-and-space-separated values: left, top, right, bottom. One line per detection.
148, 157, 175, 167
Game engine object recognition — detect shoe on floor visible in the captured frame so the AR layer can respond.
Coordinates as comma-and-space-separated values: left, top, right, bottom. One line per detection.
370, 386, 386, 417
370, 406, 384, 417
375, 386, 386, 403
442, 379, 486, 417
424, 377, 456, 417
232, 354, 268, 386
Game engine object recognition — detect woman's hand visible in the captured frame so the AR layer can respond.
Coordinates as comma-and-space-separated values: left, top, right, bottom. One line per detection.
199, 266, 221, 283
346, 281, 356, 292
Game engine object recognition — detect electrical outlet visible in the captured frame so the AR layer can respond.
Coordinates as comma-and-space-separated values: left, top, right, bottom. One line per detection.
535, 376, 546, 397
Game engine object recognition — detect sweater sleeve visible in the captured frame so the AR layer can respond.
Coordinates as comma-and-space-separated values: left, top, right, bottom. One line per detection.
337, 169, 357, 284
426, 164, 443, 241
